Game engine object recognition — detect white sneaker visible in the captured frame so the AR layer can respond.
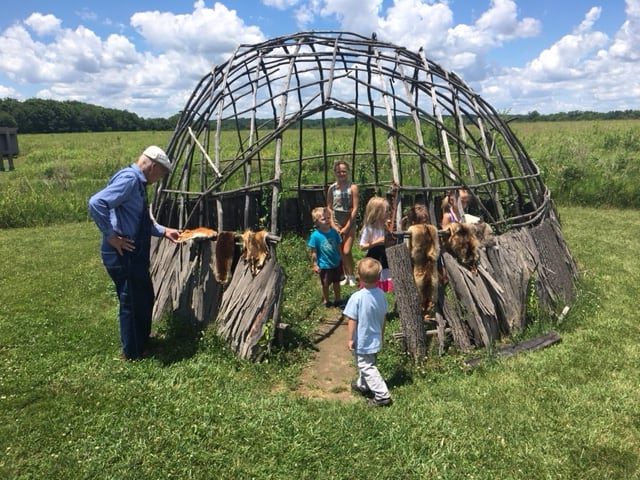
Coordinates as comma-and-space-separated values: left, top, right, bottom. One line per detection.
348, 275, 358, 287
340, 277, 348, 286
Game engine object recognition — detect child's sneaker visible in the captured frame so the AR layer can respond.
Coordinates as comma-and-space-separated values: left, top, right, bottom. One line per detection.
340, 277, 348, 286
348, 275, 358, 287
351, 380, 373, 398
367, 396, 393, 407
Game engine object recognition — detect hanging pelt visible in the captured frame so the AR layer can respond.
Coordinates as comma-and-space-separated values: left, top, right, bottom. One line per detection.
407, 223, 440, 315
214, 231, 236, 285
241, 229, 270, 276
442, 222, 479, 272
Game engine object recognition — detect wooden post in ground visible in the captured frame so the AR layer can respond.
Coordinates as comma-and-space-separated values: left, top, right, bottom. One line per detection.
386, 243, 426, 362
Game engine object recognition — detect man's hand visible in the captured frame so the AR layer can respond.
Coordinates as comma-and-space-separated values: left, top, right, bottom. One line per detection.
107, 235, 135, 256
164, 227, 180, 243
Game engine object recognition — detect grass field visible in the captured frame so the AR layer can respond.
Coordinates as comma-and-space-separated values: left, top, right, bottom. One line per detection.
0, 205, 639, 479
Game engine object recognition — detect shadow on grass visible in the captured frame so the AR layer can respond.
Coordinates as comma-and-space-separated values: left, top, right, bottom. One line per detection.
149, 314, 202, 365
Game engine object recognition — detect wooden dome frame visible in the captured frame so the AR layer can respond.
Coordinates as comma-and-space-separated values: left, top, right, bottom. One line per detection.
149, 32, 577, 361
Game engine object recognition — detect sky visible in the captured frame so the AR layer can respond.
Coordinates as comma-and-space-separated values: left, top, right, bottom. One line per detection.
0, 0, 638, 118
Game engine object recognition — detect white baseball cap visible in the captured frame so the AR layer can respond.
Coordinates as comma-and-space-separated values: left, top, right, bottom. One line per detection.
143, 145, 172, 171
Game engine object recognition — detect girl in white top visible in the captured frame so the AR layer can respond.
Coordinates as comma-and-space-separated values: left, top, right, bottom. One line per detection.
327, 160, 359, 286
359, 196, 393, 292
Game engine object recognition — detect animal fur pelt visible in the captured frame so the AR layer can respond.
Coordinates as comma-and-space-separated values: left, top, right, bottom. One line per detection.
442, 222, 479, 271
213, 231, 236, 285
176, 227, 217, 243
241, 229, 270, 276
470, 221, 495, 248
407, 223, 440, 315
401, 204, 430, 231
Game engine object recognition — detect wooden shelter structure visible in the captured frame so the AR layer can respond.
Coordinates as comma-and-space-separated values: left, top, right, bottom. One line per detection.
149, 31, 577, 361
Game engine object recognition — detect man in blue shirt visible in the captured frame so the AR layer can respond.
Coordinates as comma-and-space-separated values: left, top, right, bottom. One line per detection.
89, 146, 180, 360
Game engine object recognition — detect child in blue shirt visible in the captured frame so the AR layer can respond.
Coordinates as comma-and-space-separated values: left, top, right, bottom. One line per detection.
307, 207, 343, 307
344, 257, 392, 406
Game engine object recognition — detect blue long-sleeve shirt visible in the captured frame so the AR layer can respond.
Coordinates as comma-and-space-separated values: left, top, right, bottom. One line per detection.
88, 164, 165, 240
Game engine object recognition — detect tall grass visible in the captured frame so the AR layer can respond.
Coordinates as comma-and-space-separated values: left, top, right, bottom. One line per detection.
2, 121, 639, 229
0, 206, 639, 479
512, 119, 640, 207
0, 131, 171, 228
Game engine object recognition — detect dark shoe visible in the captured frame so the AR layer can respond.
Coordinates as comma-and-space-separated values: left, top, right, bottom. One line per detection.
351, 380, 373, 398
324, 300, 333, 308
367, 396, 393, 407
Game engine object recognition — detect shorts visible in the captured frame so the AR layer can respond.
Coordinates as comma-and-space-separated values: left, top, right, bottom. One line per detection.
333, 211, 356, 232
319, 264, 343, 287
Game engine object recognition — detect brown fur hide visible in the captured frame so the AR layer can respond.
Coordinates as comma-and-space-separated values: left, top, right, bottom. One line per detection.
443, 222, 479, 271
407, 223, 440, 315
214, 231, 236, 285
470, 221, 495, 247
241, 229, 270, 275
176, 227, 217, 243
401, 204, 430, 231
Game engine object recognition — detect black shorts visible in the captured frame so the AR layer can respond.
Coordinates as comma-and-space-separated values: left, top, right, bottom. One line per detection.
319, 264, 343, 287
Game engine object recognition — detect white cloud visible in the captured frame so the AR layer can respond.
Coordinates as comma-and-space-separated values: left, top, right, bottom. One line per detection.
477, 3, 640, 114
0, 4, 268, 117
24, 13, 61, 36
318, 0, 382, 34
2, 1, 640, 117
0, 84, 20, 98
608, 0, 640, 60
262, 0, 300, 9
379, 0, 453, 51
524, 9, 608, 82
76, 8, 98, 22
130, 2, 264, 55
475, 0, 540, 40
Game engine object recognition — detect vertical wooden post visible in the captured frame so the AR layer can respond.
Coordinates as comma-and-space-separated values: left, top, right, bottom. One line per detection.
386, 243, 426, 362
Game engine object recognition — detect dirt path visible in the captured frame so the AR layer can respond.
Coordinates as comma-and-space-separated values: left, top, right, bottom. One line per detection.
296, 310, 358, 402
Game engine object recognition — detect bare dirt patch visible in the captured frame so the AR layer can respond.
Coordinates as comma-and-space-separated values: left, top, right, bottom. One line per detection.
295, 310, 358, 402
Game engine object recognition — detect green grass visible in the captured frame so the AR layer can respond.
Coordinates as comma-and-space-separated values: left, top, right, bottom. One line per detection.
1, 205, 639, 479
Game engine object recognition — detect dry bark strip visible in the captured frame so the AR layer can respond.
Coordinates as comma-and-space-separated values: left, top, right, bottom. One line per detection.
150, 237, 222, 325
215, 249, 284, 360
464, 331, 562, 369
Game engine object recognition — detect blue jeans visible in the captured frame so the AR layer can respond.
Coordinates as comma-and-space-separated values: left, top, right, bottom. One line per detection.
103, 245, 153, 359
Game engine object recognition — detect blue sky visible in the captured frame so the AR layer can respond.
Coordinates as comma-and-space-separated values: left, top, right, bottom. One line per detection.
1, 0, 637, 117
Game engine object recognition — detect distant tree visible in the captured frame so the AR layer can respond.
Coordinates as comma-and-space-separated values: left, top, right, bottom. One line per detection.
0, 111, 17, 127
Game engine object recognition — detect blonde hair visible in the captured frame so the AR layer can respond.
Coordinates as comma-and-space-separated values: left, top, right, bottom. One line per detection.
333, 160, 350, 173
311, 207, 326, 223
357, 257, 382, 284
363, 196, 389, 227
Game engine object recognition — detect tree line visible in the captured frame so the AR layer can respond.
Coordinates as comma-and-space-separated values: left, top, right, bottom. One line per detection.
1, 97, 639, 134
0, 98, 179, 133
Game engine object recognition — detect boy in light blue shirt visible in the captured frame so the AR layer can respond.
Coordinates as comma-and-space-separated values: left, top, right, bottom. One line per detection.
344, 257, 392, 406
